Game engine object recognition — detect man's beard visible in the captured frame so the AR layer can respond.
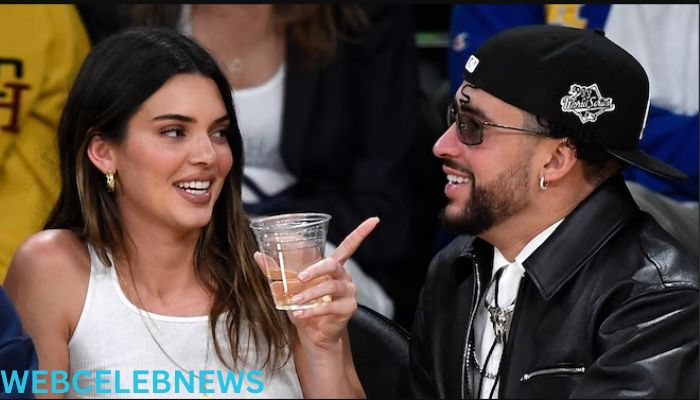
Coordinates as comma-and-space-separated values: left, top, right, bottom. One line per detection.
440, 155, 532, 236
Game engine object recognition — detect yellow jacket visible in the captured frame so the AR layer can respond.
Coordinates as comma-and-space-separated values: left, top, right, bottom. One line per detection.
0, 5, 90, 280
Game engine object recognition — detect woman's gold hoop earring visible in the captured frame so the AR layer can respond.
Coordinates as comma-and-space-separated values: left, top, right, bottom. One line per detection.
106, 170, 115, 193
539, 176, 549, 191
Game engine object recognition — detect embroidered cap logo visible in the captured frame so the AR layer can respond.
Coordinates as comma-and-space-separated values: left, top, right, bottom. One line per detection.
465, 55, 479, 73
560, 83, 615, 124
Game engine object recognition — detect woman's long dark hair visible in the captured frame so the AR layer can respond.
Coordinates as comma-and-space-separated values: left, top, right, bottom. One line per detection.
45, 27, 288, 369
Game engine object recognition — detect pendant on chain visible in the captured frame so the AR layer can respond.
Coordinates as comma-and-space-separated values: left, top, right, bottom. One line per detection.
486, 304, 514, 343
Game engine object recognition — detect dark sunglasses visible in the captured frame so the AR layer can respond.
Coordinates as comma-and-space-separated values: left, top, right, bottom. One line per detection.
446, 101, 546, 145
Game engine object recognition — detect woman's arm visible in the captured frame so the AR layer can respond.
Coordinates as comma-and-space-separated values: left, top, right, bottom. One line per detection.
254, 218, 379, 398
291, 327, 363, 398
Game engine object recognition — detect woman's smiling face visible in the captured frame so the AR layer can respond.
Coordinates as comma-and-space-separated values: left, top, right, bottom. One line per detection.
111, 73, 234, 233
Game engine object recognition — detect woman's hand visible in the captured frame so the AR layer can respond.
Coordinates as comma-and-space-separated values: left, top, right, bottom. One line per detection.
253, 217, 379, 398
254, 217, 379, 350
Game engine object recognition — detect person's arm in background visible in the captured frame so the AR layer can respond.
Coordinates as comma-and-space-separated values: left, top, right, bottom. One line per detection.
0, 286, 37, 399
0, 5, 90, 281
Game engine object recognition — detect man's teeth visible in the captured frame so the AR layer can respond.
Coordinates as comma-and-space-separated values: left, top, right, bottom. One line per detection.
447, 174, 469, 184
176, 180, 211, 194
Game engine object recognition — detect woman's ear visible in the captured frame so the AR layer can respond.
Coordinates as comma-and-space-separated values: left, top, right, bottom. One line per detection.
541, 138, 578, 184
86, 132, 117, 174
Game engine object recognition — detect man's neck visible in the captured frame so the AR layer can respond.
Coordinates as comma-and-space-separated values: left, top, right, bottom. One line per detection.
481, 186, 591, 261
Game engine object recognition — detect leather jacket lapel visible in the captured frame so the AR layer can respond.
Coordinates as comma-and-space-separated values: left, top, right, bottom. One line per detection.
524, 175, 640, 300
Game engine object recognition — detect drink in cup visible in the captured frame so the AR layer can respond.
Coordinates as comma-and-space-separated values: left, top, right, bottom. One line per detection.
250, 213, 332, 310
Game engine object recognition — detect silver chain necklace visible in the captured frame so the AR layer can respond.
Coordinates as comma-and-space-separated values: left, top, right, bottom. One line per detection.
470, 339, 498, 379
117, 267, 213, 389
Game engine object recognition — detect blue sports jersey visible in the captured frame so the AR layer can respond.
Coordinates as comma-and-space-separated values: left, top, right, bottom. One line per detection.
448, 4, 699, 201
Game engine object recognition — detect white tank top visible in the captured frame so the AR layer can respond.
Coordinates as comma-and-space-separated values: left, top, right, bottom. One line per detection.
67, 244, 302, 398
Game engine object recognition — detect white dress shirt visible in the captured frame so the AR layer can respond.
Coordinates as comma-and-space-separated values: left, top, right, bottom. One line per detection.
473, 218, 564, 399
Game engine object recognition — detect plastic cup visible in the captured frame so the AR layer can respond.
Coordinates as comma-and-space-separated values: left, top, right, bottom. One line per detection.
250, 213, 332, 310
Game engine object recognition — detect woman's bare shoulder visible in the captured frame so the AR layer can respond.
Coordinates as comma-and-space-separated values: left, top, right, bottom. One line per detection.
9, 229, 90, 276
4, 229, 91, 331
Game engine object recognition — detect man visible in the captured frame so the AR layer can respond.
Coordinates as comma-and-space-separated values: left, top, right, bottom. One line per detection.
410, 25, 698, 399
438, 4, 699, 264
448, 4, 699, 203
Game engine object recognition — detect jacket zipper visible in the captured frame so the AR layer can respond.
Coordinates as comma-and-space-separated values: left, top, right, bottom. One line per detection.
520, 366, 586, 382
460, 256, 481, 399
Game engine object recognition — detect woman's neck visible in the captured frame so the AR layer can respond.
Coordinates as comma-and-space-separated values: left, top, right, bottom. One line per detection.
115, 218, 211, 315
190, 4, 277, 50
189, 4, 286, 89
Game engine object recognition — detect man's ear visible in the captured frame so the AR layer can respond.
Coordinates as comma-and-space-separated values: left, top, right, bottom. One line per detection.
541, 138, 578, 184
86, 132, 117, 174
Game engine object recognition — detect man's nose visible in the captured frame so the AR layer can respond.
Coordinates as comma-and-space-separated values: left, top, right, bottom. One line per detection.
433, 123, 463, 159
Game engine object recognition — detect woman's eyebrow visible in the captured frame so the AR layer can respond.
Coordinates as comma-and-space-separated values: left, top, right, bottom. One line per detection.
152, 114, 195, 123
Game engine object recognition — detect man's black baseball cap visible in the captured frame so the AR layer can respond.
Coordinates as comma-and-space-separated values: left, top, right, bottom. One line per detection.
462, 24, 687, 180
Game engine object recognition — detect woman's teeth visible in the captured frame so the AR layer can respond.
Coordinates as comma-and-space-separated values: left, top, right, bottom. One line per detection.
175, 180, 211, 194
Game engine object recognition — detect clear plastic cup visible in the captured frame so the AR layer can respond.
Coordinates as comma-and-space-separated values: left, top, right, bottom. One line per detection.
250, 213, 332, 310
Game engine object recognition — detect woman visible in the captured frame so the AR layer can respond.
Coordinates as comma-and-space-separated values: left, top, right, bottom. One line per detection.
4, 27, 373, 398
117, 4, 421, 320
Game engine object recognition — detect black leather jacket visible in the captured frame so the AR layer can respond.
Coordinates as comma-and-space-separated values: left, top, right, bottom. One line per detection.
409, 176, 699, 399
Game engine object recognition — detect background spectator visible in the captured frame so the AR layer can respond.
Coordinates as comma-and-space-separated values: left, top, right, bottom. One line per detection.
0, 5, 90, 280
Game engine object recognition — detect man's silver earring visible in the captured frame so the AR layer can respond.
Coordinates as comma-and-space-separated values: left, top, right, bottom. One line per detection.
539, 176, 549, 191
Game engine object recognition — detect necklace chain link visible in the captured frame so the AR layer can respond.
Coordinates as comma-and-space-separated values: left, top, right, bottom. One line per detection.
117, 268, 211, 383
